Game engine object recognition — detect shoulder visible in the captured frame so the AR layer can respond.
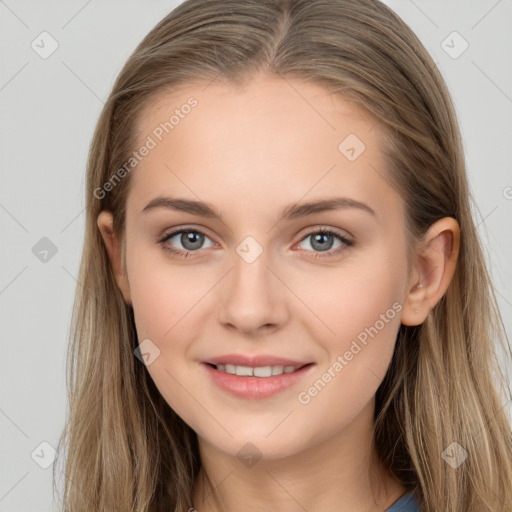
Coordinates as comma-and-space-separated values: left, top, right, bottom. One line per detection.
384, 491, 420, 512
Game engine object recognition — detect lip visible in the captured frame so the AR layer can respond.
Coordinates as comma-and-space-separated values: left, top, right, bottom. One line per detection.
202, 361, 315, 400
203, 353, 311, 367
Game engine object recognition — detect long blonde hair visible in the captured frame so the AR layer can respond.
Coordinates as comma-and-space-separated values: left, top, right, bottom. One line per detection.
54, 0, 512, 510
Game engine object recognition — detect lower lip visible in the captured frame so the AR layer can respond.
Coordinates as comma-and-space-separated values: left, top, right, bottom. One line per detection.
202, 363, 315, 400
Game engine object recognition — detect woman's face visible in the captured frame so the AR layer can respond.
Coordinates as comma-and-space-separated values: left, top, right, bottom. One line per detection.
112, 73, 416, 459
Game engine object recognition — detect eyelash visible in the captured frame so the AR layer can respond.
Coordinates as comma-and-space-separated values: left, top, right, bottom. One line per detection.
157, 226, 354, 260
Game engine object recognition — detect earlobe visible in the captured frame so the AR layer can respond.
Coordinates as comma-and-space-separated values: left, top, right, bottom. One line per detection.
97, 211, 132, 304
401, 217, 460, 326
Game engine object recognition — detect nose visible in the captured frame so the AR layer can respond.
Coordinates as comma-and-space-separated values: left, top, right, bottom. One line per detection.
216, 247, 290, 336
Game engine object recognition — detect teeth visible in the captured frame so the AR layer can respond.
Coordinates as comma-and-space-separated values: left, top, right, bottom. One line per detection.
253, 366, 272, 377
236, 365, 254, 376
271, 365, 284, 376
214, 364, 301, 377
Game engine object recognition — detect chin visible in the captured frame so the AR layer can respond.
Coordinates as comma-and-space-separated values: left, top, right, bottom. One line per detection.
198, 425, 312, 463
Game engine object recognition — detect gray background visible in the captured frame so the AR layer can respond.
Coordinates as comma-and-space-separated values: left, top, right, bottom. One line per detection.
1, 1, 511, 511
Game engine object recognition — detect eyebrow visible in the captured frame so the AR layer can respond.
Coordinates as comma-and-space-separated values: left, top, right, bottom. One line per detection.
141, 196, 376, 220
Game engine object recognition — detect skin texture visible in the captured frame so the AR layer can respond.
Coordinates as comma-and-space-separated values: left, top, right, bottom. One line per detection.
98, 72, 459, 511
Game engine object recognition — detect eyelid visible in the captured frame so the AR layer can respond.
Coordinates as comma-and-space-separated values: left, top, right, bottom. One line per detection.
293, 227, 353, 257
299, 225, 353, 242
158, 226, 218, 250
158, 224, 352, 241
159, 224, 216, 241
158, 224, 354, 258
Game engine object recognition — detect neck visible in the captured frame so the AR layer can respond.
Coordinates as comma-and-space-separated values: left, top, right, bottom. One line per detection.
191, 400, 406, 512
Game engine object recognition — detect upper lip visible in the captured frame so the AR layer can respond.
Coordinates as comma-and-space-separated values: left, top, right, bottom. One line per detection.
203, 353, 312, 368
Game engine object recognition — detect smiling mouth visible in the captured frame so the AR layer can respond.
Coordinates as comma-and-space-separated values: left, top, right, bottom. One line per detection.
205, 362, 312, 377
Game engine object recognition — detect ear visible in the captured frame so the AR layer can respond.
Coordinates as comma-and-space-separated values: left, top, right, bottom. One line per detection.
97, 210, 132, 305
401, 217, 460, 326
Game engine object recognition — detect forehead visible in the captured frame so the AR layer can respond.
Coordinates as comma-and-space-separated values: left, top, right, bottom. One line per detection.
127, 74, 400, 224
134, 75, 374, 146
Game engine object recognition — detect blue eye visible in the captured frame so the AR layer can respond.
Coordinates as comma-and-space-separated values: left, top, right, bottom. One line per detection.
297, 229, 353, 258
158, 227, 353, 259
159, 229, 215, 257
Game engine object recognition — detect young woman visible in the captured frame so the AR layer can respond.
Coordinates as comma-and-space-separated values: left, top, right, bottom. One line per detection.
54, 1, 512, 511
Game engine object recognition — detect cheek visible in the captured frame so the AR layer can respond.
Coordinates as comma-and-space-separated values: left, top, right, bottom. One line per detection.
290, 248, 405, 406
123, 232, 407, 454
128, 263, 174, 340
303, 271, 401, 384
289, 246, 406, 346
126, 249, 206, 426
126, 240, 208, 341
293, 281, 402, 442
